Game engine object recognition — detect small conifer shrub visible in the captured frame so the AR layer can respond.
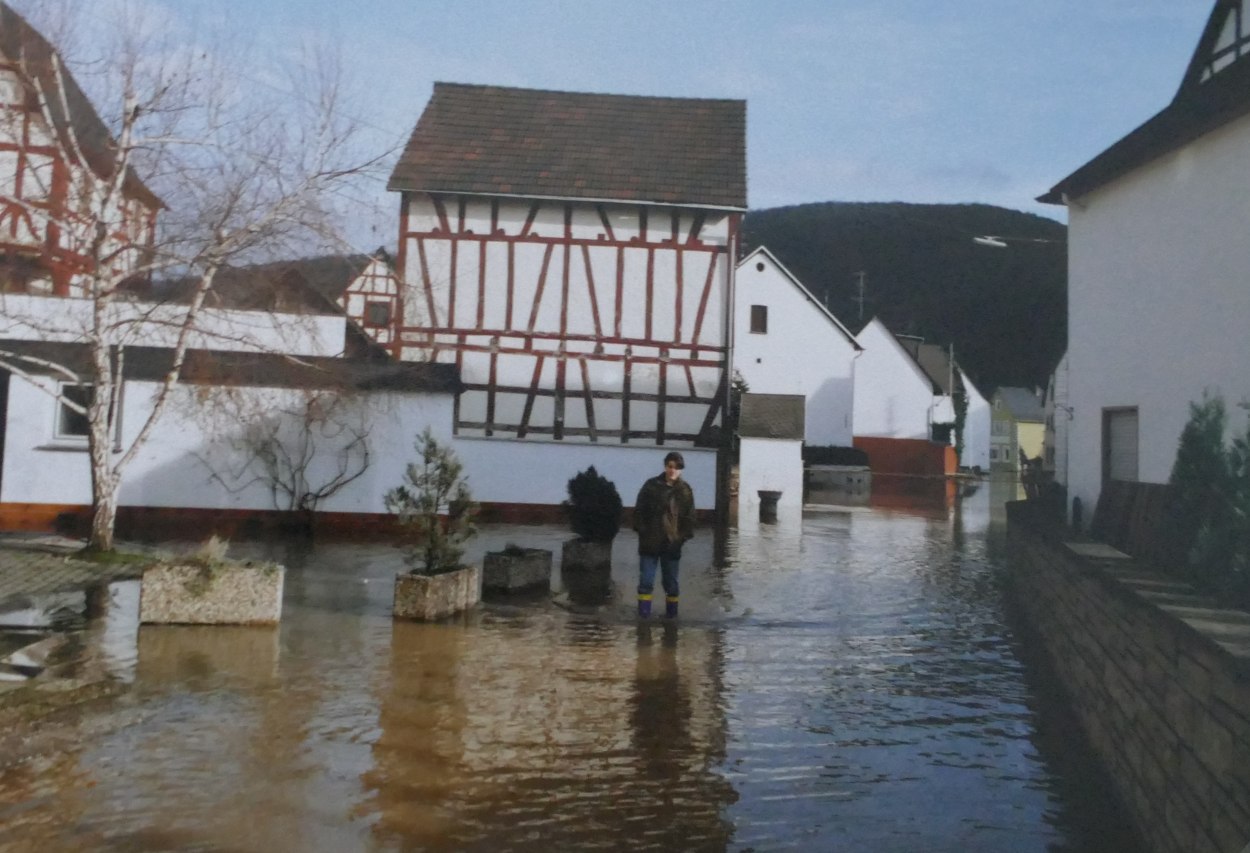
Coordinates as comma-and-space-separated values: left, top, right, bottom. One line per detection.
386, 429, 478, 575
564, 466, 622, 543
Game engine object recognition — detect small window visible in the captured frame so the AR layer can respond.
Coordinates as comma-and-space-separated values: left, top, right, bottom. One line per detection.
750, 305, 768, 334
56, 383, 91, 439
364, 301, 391, 327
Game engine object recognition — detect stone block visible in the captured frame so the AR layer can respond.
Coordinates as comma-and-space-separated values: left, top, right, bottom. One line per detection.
561, 537, 612, 573
393, 565, 480, 621
482, 548, 553, 595
140, 562, 284, 625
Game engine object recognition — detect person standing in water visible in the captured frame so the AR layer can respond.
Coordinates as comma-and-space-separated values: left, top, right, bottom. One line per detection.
632, 451, 695, 619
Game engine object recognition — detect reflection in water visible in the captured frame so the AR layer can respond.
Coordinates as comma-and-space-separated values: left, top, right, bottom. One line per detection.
0, 507, 1134, 851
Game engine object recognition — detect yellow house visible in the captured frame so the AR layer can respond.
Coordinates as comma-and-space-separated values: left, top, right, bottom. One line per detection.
990, 387, 1045, 471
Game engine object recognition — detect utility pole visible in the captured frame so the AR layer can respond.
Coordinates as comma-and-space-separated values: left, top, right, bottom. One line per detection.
853, 271, 866, 323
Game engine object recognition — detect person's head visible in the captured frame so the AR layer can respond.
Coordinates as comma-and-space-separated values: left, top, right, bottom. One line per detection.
663, 451, 684, 482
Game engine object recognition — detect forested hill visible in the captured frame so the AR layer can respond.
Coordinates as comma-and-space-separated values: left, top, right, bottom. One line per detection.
740, 202, 1067, 392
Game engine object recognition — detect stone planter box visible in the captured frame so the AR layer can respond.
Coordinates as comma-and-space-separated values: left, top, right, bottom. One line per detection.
561, 538, 612, 573
560, 538, 614, 605
483, 548, 552, 595
140, 562, 284, 625
393, 565, 480, 621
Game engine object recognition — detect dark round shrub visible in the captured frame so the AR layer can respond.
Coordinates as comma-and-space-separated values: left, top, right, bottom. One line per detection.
564, 466, 622, 543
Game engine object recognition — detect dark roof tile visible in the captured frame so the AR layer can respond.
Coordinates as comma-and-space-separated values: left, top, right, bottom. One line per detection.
389, 83, 746, 210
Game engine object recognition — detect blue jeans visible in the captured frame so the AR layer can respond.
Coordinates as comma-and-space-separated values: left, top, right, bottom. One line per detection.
638, 553, 680, 599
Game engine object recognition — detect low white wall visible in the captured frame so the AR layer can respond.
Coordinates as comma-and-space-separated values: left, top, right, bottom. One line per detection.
1, 376, 454, 513
454, 436, 717, 510
737, 437, 804, 511
1, 373, 717, 513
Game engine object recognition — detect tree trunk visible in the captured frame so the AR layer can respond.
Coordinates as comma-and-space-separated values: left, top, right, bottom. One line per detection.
87, 401, 119, 551
89, 471, 119, 552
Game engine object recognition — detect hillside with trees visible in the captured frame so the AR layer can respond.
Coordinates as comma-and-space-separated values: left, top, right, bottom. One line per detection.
741, 202, 1067, 391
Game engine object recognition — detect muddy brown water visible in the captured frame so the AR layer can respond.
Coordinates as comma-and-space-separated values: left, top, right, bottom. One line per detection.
0, 485, 1137, 851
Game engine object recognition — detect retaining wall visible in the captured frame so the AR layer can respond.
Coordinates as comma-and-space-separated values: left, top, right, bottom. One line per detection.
1007, 504, 1250, 853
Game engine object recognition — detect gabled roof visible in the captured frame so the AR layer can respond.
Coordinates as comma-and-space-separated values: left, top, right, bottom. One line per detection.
1041, 1, 1250, 205
896, 336, 954, 395
0, 3, 160, 209
737, 246, 861, 350
994, 386, 1045, 422
142, 254, 378, 315
388, 82, 747, 210
861, 318, 958, 396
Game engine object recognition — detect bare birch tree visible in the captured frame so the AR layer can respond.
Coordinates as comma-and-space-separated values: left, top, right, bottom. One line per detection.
0, 1, 383, 549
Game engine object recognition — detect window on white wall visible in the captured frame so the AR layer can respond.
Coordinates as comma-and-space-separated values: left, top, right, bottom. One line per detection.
55, 383, 91, 440
750, 305, 767, 334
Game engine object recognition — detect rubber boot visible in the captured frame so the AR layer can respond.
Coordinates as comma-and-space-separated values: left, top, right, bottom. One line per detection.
665, 596, 679, 619
637, 595, 652, 619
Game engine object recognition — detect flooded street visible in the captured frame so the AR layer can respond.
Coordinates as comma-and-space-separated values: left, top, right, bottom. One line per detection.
0, 483, 1133, 852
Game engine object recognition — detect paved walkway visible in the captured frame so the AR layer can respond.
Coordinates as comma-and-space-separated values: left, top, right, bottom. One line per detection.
0, 533, 146, 612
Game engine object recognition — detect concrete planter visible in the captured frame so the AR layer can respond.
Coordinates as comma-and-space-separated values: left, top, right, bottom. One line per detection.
560, 538, 614, 605
561, 538, 612, 573
483, 548, 552, 595
393, 565, 480, 621
140, 562, 284, 625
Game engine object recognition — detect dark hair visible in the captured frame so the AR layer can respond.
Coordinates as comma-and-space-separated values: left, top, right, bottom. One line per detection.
663, 451, 685, 470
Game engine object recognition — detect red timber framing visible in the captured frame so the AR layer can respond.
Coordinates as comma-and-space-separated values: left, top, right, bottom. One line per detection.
0, 61, 157, 296
339, 258, 402, 348
392, 193, 737, 446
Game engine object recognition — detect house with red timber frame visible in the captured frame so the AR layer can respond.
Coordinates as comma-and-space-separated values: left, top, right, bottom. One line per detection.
0, 3, 159, 296
385, 83, 746, 512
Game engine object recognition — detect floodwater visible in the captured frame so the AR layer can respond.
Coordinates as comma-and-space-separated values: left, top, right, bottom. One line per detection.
0, 480, 1137, 852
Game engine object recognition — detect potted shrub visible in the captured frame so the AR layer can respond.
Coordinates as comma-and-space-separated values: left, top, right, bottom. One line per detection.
482, 542, 553, 597
560, 466, 622, 603
386, 428, 480, 620
140, 535, 285, 625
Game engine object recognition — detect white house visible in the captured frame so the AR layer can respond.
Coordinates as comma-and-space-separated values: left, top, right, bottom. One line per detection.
960, 367, 991, 473
383, 83, 747, 513
733, 246, 860, 448
0, 339, 458, 533
736, 393, 805, 515
1042, 351, 1070, 485
853, 318, 948, 441
1040, 0, 1250, 524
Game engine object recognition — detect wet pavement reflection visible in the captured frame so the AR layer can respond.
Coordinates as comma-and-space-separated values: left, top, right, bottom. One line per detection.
0, 481, 1135, 852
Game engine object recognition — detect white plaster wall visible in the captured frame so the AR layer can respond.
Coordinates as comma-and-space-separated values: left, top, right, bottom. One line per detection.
852, 319, 936, 439
733, 250, 857, 446
737, 437, 804, 511
1065, 111, 1250, 524
1, 376, 97, 504
0, 294, 345, 356
961, 369, 991, 471
454, 436, 717, 510
1, 376, 453, 512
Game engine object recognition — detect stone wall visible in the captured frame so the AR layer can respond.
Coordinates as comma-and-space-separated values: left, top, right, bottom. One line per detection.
1007, 507, 1250, 853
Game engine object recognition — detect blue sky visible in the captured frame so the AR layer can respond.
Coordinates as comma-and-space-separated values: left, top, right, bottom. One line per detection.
20, 1, 1215, 238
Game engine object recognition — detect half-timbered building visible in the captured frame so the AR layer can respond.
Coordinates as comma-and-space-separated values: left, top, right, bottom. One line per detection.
0, 2, 159, 295
386, 83, 746, 510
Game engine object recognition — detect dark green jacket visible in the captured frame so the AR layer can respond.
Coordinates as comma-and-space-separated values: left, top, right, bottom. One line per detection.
633, 474, 695, 556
